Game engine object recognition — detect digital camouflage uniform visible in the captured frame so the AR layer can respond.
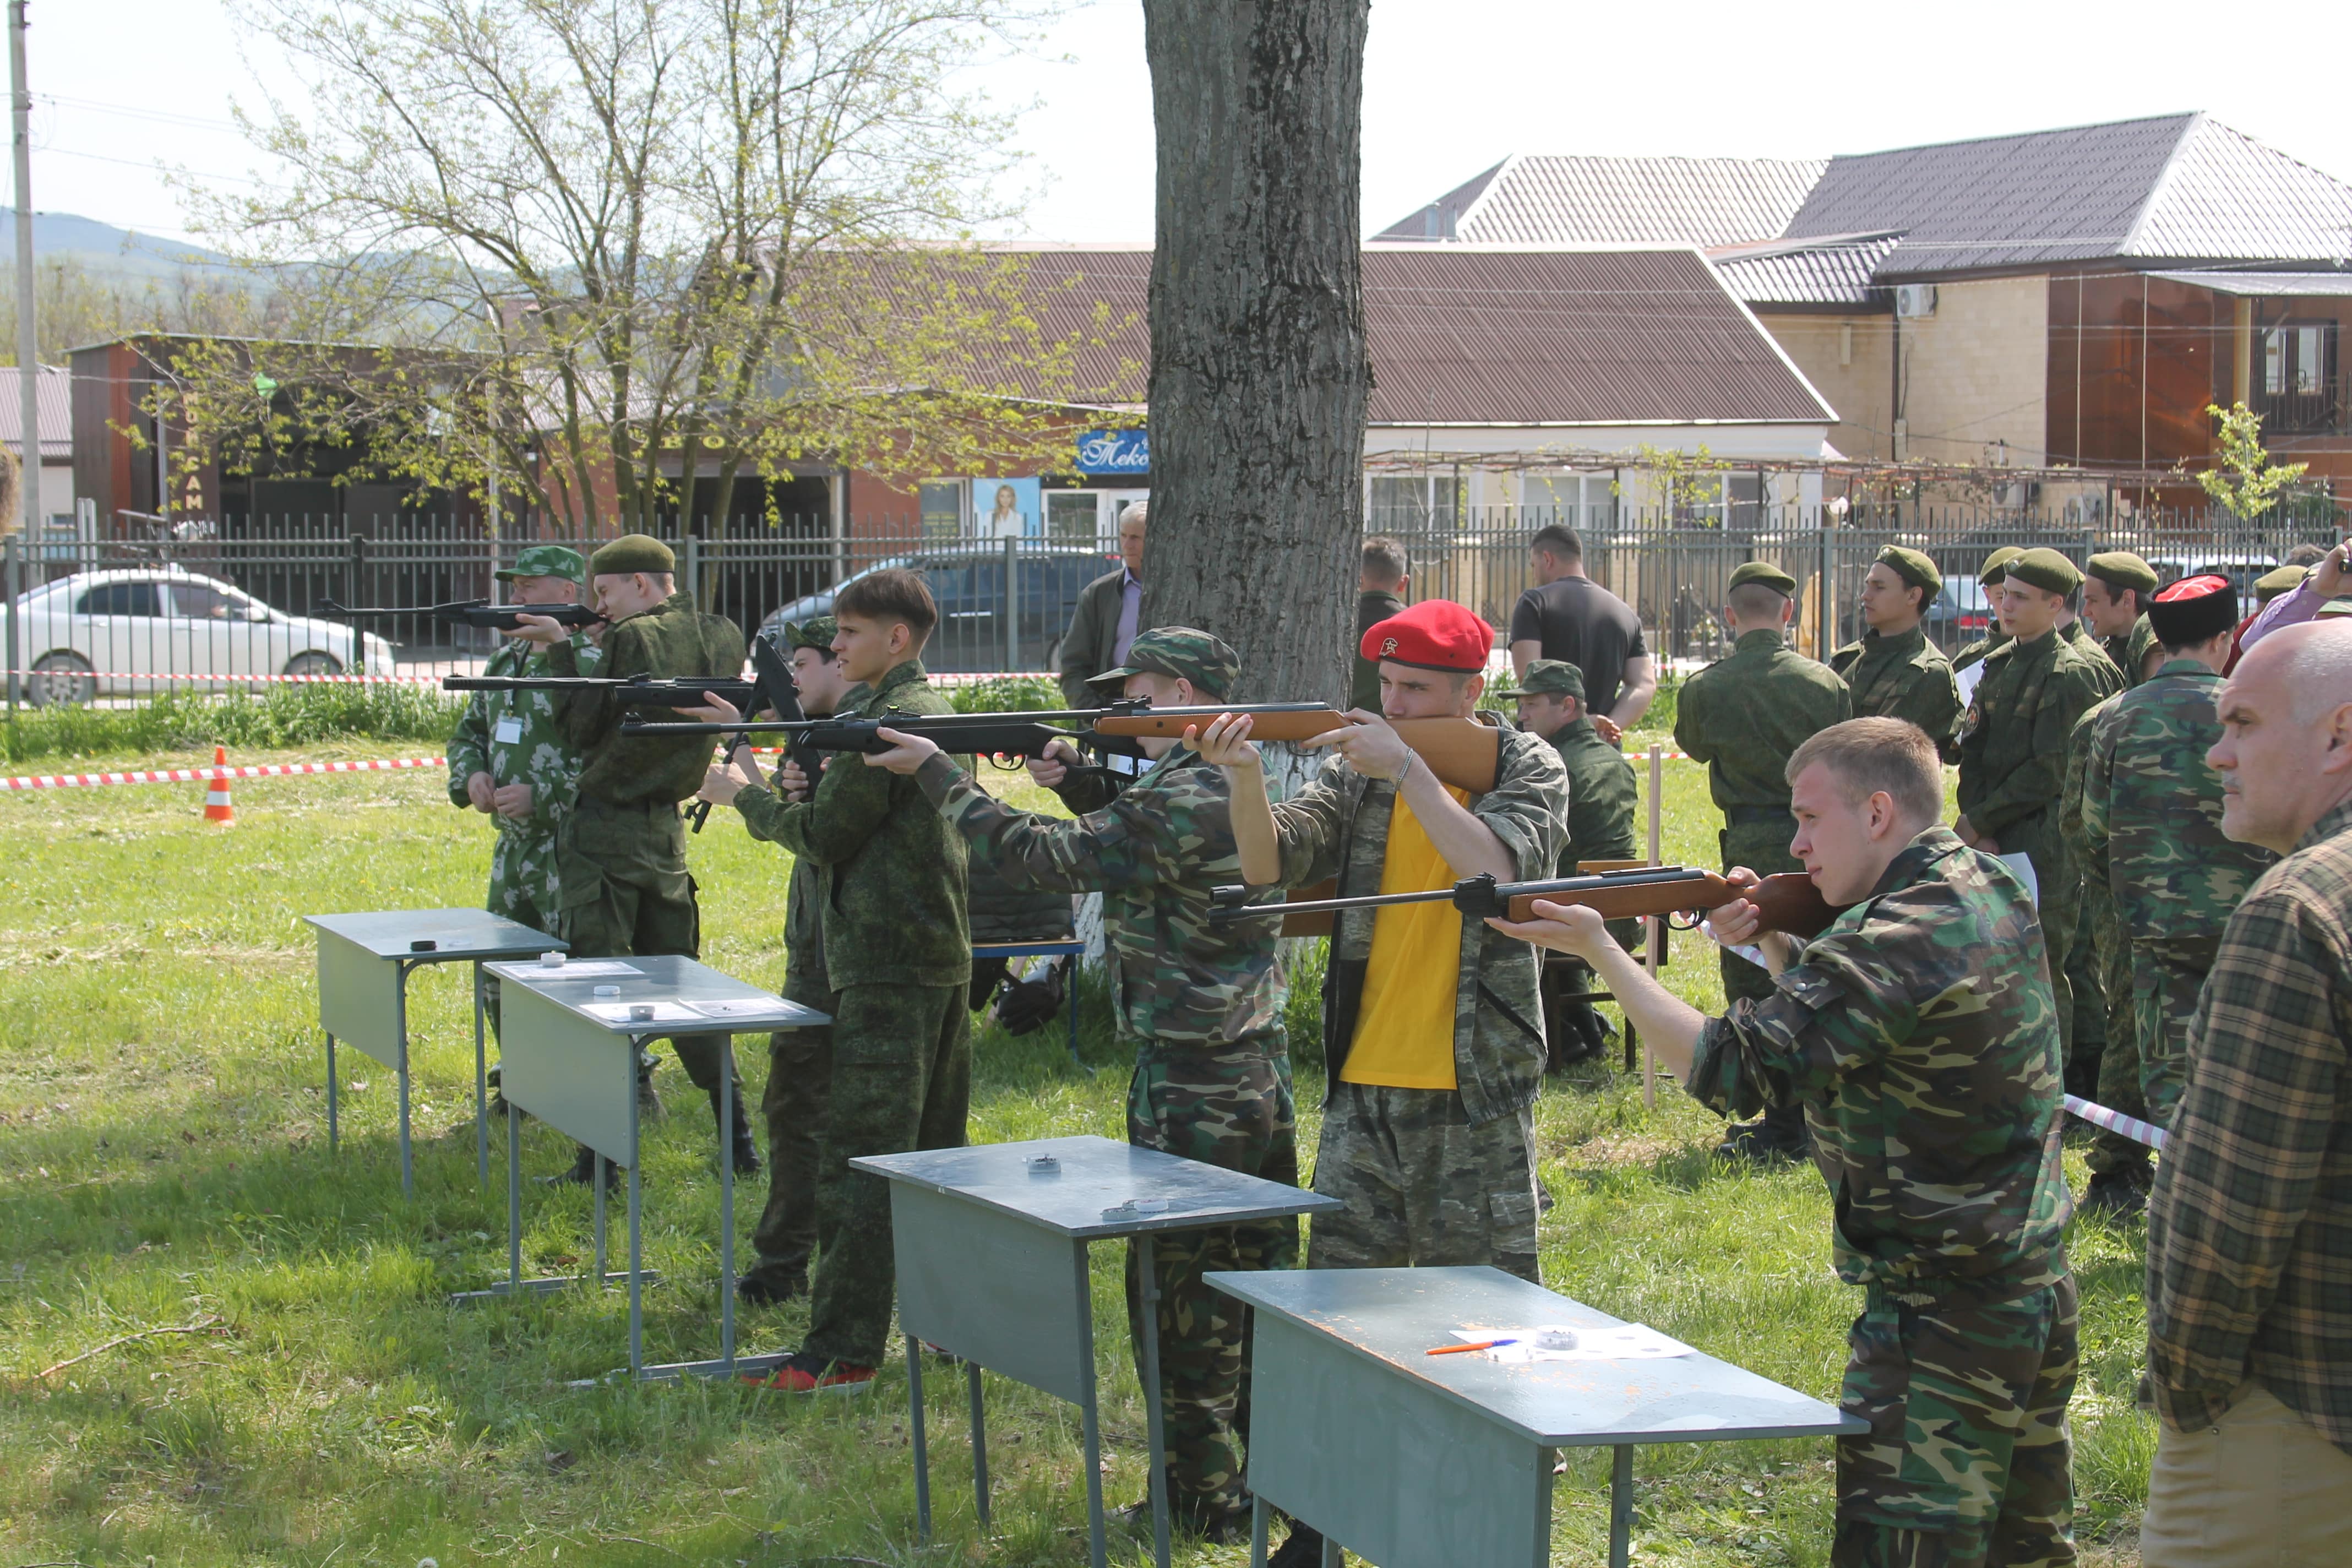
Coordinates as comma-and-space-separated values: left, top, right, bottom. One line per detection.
2059, 697, 2140, 1175
2100, 614, 2159, 690
1271, 720, 1566, 1284
1830, 623, 1964, 760
1951, 630, 2010, 678
2056, 625, 2127, 1075
1688, 827, 2077, 1567
916, 639, 1289, 1521
2081, 660, 2273, 1135
1673, 623, 1853, 1010
744, 657, 971, 1371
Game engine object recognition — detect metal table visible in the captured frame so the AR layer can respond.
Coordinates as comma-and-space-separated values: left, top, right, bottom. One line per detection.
852, 1134, 1340, 1568
971, 938, 1088, 1070
1208, 1266, 1866, 1568
454, 952, 829, 1380
304, 908, 566, 1196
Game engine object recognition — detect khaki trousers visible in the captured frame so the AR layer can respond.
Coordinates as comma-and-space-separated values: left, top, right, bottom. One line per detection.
2140, 1381, 2352, 1567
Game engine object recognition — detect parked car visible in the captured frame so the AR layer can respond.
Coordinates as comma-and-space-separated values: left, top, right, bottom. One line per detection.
10, 567, 398, 706
759, 545, 1117, 674
1924, 573, 1997, 648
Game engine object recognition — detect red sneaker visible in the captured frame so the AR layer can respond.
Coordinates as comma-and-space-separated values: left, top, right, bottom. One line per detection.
744, 1351, 875, 1394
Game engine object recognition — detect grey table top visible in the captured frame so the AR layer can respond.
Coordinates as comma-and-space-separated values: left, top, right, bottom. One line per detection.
852, 1134, 1341, 1239
1207, 1266, 1864, 1449
304, 908, 565, 962
483, 952, 830, 1036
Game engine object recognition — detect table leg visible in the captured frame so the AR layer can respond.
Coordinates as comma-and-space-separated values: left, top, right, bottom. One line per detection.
594, 1155, 608, 1285
967, 1360, 991, 1531
394, 970, 414, 1199
507, 1104, 523, 1290
1250, 1495, 1269, 1568
908, 1331, 932, 1543
720, 1038, 736, 1373
1066, 966, 1082, 1071
628, 1088, 644, 1378
1610, 1444, 1634, 1568
1074, 1240, 1108, 1568
1137, 1233, 1172, 1568
325, 1032, 339, 1156
473, 962, 489, 1188
1318, 1533, 1341, 1568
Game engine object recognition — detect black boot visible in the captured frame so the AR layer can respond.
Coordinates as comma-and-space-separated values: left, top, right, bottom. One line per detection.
712, 1085, 760, 1176
636, 1052, 664, 1122
1268, 1523, 1325, 1568
552, 1142, 620, 1190
1718, 1101, 1809, 1164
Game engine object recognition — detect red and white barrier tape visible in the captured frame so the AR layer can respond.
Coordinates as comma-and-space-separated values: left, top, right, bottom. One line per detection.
2064, 1093, 2168, 1151
4, 669, 451, 685
3, 756, 447, 791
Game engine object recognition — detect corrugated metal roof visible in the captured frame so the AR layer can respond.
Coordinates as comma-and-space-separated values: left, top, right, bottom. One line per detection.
972, 245, 1832, 428
1377, 155, 1825, 247
1708, 232, 1901, 307
2131, 120, 2352, 263
0, 364, 72, 459
2144, 269, 2352, 297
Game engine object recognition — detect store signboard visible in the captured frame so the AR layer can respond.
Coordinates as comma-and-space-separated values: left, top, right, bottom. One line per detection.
1075, 428, 1149, 476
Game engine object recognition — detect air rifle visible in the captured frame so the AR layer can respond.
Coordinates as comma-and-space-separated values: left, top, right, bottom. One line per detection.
324, 598, 607, 632
687, 632, 806, 834
621, 701, 1507, 794
442, 673, 756, 709
1208, 864, 1843, 939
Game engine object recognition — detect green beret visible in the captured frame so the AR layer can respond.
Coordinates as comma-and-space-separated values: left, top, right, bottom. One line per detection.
1509, 658, 1586, 700
1092, 625, 1240, 701
783, 616, 837, 652
2086, 551, 2158, 595
587, 533, 676, 577
496, 543, 585, 584
1978, 545, 2025, 586
2255, 564, 2309, 603
1873, 544, 1941, 596
2005, 547, 2082, 596
1728, 560, 1797, 596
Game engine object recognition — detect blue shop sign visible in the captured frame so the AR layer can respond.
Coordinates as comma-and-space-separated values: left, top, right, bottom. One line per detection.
1075, 428, 1149, 475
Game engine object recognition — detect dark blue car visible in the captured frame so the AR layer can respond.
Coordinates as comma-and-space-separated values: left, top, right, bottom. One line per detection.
758, 544, 1115, 674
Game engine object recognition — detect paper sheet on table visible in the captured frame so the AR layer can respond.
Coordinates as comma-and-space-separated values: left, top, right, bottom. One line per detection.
686, 998, 790, 1021
1453, 1322, 1697, 1363
1954, 660, 1985, 706
532, 960, 642, 979
1996, 851, 2039, 907
582, 1000, 707, 1025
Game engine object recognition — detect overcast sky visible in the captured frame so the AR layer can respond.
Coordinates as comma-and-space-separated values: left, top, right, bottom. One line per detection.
30, 0, 2352, 249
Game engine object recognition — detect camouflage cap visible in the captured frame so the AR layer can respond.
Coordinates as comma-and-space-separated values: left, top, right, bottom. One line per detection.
2005, 547, 2082, 595
1508, 658, 1586, 700
1091, 625, 1239, 700
587, 533, 676, 576
495, 543, 586, 584
1979, 545, 2026, 586
2086, 550, 2158, 595
1873, 543, 1941, 595
1728, 560, 1798, 596
782, 616, 837, 652
2255, 563, 2309, 602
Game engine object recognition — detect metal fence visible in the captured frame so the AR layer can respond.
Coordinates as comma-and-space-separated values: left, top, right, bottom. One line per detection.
4, 503, 2337, 706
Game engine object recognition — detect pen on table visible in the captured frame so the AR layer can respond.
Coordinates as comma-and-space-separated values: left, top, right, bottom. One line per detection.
1426, 1337, 1517, 1355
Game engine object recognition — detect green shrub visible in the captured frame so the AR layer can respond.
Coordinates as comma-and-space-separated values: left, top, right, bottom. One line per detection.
0, 683, 467, 765
948, 674, 1064, 714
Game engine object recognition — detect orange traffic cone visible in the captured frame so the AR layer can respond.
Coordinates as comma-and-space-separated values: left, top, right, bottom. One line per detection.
203, 745, 236, 825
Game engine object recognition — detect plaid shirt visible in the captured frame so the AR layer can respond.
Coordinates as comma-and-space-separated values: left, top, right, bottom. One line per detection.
2147, 793, 2352, 1455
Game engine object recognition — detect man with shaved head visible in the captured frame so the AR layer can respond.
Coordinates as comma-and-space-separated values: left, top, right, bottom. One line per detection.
2140, 621, 2352, 1565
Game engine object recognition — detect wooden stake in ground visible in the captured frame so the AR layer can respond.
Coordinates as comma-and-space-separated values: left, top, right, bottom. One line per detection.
1136, 0, 1372, 707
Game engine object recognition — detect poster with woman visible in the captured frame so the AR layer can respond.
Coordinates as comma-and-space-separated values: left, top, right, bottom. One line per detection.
972, 477, 1041, 538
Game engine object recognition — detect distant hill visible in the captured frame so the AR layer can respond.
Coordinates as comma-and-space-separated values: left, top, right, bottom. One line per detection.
0, 210, 243, 282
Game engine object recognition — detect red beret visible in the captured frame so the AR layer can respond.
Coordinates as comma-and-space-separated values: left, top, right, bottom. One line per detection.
1361, 598, 1493, 673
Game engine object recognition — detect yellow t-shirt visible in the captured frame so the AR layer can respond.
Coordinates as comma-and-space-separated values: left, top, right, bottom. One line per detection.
1342, 785, 1472, 1090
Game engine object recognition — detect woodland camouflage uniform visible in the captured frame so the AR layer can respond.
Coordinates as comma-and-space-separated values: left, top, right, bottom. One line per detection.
2058, 698, 2139, 1178
916, 633, 1287, 1522
1688, 827, 2078, 1567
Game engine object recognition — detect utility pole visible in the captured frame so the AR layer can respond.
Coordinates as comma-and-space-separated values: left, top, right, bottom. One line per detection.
8, 0, 36, 547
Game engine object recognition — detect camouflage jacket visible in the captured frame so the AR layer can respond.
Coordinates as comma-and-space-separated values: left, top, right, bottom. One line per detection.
1271, 718, 1567, 1124
735, 660, 970, 989
1951, 630, 2010, 677
1688, 826, 2072, 1297
2102, 614, 2160, 689
2063, 619, 2127, 689
2081, 659, 2275, 937
1955, 627, 2116, 864
1544, 716, 1637, 871
1830, 624, 1964, 759
548, 591, 747, 805
445, 634, 604, 828
1674, 629, 1853, 814
917, 746, 1286, 1046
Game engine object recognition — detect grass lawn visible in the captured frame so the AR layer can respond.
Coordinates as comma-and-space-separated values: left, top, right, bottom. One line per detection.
0, 731, 2154, 1566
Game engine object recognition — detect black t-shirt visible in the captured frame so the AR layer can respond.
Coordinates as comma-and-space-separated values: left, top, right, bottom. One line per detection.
1508, 576, 1647, 714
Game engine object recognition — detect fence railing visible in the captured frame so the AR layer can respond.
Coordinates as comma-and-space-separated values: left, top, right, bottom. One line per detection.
4, 504, 2336, 707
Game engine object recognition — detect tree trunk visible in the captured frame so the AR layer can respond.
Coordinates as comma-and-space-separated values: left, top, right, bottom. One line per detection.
1138, 0, 1370, 706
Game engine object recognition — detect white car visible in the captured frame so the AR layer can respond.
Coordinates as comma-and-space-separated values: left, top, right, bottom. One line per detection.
10, 567, 398, 705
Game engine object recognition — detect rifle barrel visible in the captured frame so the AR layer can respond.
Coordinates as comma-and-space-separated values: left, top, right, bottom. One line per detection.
1210, 865, 1710, 922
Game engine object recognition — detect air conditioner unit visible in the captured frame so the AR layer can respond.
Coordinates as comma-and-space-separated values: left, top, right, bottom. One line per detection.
1895, 284, 1938, 319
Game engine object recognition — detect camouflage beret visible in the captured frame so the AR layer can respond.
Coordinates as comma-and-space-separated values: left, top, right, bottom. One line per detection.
2004, 548, 2082, 595
1509, 658, 1586, 700
1978, 545, 2026, 586
2255, 563, 2309, 603
1873, 544, 1941, 596
495, 543, 586, 584
783, 616, 837, 652
587, 533, 676, 576
1728, 560, 1797, 596
1092, 625, 1239, 700
2086, 551, 2158, 595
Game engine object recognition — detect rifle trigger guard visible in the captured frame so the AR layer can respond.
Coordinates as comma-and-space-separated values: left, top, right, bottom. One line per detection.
1667, 908, 1708, 932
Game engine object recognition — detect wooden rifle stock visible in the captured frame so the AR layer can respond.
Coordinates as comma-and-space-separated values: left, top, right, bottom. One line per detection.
1259, 867, 1840, 941
1093, 706, 1502, 793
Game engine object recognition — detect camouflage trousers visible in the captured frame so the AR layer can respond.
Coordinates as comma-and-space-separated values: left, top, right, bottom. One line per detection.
2063, 886, 2110, 1083
1306, 1081, 1540, 1285
1122, 1037, 1299, 1516
478, 829, 560, 1043
1719, 823, 1805, 1009
743, 970, 835, 1293
2028, 842, 2082, 1069
2082, 889, 2147, 1176
2131, 936, 2220, 1128
802, 982, 970, 1369
1833, 1274, 2078, 1568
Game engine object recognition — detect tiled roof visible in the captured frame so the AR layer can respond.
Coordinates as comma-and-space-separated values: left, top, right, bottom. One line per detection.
1376, 155, 1825, 247
1708, 232, 1902, 308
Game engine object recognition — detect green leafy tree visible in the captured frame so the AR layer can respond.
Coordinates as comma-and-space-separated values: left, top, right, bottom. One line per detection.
2196, 400, 2310, 521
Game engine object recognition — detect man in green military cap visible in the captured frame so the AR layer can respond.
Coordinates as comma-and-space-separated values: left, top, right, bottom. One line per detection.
1831, 545, 1964, 759
1953, 547, 2024, 677
732, 615, 856, 1306
448, 545, 618, 1109
511, 532, 754, 1183
2253, 563, 2309, 604
865, 626, 1294, 1540
1675, 559, 1852, 1160
1956, 547, 2116, 1066
1507, 658, 1638, 1069
2082, 551, 2161, 688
